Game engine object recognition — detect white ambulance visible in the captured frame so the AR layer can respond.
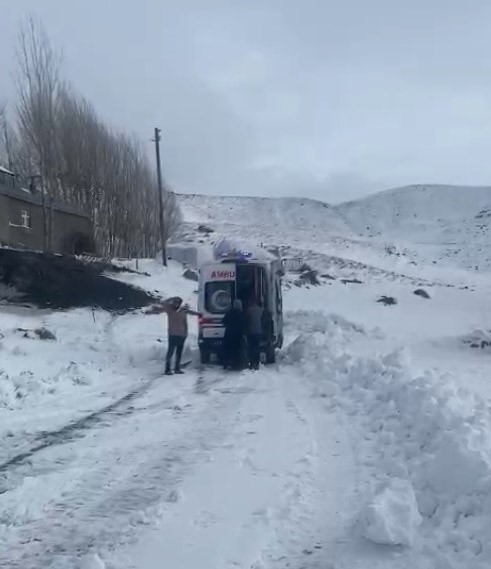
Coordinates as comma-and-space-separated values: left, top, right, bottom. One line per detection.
197, 241, 284, 365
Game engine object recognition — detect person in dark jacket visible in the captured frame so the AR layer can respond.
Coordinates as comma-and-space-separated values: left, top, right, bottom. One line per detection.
245, 297, 263, 370
222, 299, 247, 370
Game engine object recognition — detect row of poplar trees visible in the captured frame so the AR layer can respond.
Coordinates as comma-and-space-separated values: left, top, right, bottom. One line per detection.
0, 17, 181, 258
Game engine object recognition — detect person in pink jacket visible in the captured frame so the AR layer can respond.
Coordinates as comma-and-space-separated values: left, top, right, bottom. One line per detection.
146, 297, 198, 375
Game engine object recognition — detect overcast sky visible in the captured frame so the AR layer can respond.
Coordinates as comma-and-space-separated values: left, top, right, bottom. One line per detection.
1, 1, 491, 202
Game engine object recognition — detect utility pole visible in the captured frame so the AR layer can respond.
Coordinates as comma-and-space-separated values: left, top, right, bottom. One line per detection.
153, 127, 167, 266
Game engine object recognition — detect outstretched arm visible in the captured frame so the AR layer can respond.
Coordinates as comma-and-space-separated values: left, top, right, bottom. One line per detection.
183, 304, 199, 316
144, 299, 171, 315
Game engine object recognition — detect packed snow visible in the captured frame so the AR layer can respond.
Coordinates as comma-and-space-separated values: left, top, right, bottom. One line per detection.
2, 185, 491, 569
360, 478, 422, 547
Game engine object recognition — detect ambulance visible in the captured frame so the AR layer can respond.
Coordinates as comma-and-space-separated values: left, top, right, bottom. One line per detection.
197, 240, 284, 364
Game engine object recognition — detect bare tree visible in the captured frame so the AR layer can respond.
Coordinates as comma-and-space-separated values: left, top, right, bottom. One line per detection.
12, 16, 182, 259
16, 15, 62, 251
0, 102, 12, 169
162, 184, 182, 244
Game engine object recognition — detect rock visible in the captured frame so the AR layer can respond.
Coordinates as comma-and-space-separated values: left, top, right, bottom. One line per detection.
299, 269, 320, 286
298, 263, 313, 273
377, 295, 398, 306
34, 327, 56, 340
197, 224, 214, 234
413, 288, 430, 299
320, 273, 336, 280
182, 268, 199, 282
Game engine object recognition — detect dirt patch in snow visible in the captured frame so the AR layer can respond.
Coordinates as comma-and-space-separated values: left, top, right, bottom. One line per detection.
0, 249, 157, 311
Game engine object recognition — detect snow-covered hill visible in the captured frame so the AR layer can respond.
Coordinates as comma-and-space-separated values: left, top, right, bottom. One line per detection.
338, 184, 491, 271
338, 184, 491, 233
180, 193, 351, 234
178, 184, 491, 272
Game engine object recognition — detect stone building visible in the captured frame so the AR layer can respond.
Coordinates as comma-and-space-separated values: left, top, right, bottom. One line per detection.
0, 166, 94, 254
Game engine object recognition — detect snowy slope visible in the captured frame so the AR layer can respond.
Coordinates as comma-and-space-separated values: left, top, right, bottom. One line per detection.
177, 193, 423, 280
178, 185, 491, 272
179, 193, 351, 234
337, 184, 491, 235
337, 184, 491, 271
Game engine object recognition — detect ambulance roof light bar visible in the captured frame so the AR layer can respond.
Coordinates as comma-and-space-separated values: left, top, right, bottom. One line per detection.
216, 250, 253, 262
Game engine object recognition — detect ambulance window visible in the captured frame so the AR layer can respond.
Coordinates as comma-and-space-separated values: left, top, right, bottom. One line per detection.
205, 281, 233, 314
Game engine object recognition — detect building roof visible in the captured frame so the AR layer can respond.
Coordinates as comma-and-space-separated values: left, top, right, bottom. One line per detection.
0, 183, 89, 218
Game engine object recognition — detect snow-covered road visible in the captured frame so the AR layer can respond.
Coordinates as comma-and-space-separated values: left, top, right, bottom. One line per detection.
112, 367, 357, 569
3, 259, 491, 569
2, 332, 357, 569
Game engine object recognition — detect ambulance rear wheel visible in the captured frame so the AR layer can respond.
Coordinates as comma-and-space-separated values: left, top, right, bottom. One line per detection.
200, 348, 211, 364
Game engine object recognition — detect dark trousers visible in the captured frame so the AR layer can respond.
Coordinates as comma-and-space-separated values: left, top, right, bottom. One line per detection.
223, 335, 246, 370
247, 334, 261, 369
166, 335, 185, 371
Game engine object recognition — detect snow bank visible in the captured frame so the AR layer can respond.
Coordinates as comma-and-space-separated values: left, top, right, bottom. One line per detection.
360, 478, 422, 546
0, 310, 101, 409
285, 317, 491, 567
284, 310, 366, 337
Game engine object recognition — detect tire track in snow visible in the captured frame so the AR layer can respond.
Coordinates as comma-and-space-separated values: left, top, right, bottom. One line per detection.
1, 369, 258, 569
107, 366, 324, 569
255, 373, 358, 569
2, 310, 158, 476
0, 373, 161, 477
